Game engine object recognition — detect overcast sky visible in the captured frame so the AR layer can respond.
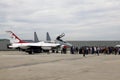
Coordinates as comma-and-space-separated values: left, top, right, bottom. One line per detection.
0, 0, 120, 41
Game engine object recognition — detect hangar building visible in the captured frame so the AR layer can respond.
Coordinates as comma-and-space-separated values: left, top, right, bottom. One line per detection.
0, 39, 10, 50
68, 41, 120, 47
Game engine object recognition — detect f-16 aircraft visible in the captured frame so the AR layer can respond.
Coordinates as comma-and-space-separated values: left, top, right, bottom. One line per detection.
6, 31, 60, 54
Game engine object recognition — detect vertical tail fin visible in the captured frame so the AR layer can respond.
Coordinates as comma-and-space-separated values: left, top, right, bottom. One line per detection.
6, 31, 26, 43
46, 32, 51, 41
34, 32, 39, 42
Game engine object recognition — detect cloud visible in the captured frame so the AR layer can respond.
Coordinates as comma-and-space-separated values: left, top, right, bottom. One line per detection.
0, 0, 120, 40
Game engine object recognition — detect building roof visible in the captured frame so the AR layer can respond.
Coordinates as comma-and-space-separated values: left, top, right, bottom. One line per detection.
68, 41, 120, 47
0, 39, 9, 41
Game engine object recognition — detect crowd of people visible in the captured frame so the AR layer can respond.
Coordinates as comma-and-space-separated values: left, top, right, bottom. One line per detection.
45, 45, 120, 57
70, 46, 120, 56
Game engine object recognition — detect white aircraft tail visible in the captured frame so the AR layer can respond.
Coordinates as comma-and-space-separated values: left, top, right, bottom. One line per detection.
6, 31, 26, 43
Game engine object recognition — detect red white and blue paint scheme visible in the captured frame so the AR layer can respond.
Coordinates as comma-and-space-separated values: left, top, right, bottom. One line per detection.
6, 31, 60, 54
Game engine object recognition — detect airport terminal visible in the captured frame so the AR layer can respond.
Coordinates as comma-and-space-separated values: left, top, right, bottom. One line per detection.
0, 39, 120, 51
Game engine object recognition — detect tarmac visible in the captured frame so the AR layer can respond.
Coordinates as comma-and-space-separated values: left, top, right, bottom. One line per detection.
0, 51, 120, 80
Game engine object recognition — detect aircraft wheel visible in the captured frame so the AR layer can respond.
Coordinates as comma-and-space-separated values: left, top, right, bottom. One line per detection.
28, 49, 33, 54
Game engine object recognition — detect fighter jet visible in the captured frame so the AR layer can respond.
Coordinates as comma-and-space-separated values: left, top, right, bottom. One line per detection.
34, 32, 72, 53
6, 31, 60, 54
